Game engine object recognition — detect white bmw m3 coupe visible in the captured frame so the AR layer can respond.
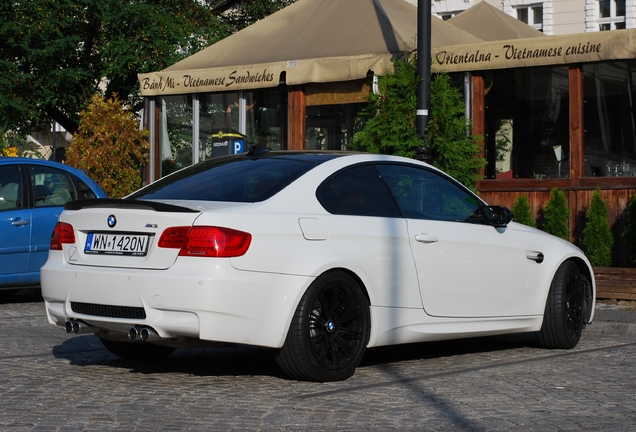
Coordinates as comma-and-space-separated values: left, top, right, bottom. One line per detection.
42, 149, 595, 381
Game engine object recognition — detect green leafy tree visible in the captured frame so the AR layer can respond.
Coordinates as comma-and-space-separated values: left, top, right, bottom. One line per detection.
352, 53, 484, 190
623, 193, 636, 267
582, 189, 613, 267
511, 195, 535, 227
0, 0, 294, 136
542, 187, 570, 240
65, 94, 148, 198
214, 0, 297, 31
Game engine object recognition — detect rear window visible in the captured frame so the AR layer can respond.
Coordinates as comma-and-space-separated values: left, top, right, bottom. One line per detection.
129, 154, 334, 202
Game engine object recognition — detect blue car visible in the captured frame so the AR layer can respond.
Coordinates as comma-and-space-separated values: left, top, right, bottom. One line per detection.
0, 157, 106, 293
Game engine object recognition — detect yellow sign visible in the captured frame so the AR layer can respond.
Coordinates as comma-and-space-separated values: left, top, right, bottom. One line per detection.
1, 147, 18, 157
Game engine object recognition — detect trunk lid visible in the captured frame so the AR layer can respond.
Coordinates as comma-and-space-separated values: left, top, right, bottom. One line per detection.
59, 199, 204, 270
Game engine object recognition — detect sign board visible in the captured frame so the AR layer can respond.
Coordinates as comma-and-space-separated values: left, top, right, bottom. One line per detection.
209, 130, 246, 157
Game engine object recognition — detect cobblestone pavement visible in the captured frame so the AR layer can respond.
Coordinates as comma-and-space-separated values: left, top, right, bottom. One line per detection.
1, 289, 635, 431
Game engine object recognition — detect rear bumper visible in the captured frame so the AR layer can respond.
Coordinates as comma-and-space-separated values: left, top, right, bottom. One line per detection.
41, 252, 312, 348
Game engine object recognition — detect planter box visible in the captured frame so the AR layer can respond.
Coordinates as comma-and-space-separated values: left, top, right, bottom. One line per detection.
593, 267, 636, 301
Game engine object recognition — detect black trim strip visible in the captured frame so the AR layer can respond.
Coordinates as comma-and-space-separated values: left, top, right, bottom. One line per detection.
64, 198, 200, 213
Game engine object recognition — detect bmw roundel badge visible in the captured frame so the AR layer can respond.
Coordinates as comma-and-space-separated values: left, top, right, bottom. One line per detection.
107, 214, 117, 228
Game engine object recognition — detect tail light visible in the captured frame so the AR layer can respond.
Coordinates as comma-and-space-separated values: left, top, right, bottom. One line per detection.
158, 226, 251, 257
50, 222, 76, 250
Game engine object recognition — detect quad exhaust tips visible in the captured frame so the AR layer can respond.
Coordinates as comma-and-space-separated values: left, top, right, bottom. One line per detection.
64, 320, 159, 342
65, 320, 98, 335
128, 326, 160, 342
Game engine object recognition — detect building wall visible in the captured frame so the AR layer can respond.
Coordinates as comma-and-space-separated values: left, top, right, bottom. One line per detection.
404, 0, 636, 36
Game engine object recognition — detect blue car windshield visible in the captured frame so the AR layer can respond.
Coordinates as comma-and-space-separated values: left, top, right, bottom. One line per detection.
129, 153, 339, 203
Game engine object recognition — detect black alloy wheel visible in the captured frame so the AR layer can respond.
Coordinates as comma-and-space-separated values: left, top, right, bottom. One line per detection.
536, 260, 588, 349
276, 271, 370, 382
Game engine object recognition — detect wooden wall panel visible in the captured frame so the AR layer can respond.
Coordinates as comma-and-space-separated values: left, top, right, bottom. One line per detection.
480, 187, 636, 266
287, 86, 306, 150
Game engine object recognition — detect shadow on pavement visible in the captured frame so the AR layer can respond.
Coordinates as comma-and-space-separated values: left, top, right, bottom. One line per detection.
0, 287, 43, 304
51, 332, 540, 381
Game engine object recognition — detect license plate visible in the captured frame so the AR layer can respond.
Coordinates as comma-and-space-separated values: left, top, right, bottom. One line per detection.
85, 233, 150, 256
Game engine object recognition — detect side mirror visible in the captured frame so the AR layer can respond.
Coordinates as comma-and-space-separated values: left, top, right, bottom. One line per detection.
481, 205, 514, 228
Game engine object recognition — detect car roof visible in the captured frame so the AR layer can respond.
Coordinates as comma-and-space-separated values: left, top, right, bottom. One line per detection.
0, 156, 106, 197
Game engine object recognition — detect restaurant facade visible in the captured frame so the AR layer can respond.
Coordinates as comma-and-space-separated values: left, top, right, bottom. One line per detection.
138, 0, 636, 264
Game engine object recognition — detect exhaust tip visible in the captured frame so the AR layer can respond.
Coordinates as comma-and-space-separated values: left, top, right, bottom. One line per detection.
65, 321, 73, 333
128, 327, 139, 341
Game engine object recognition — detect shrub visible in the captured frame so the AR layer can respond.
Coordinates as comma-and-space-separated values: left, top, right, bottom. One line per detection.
542, 188, 570, 240
623, 193, 636, 267
66, 94, 149, 198
511, 195, 535, 227
582, 189, 613, 267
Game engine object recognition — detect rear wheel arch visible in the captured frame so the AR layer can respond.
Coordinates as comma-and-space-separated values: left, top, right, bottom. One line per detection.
275, 268, 372, 381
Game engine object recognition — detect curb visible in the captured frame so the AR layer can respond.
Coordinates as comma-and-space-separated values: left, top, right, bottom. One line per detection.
587, 304, 636, 336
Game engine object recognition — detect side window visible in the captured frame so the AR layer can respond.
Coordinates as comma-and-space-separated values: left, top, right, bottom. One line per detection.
318, 165, 400, 217
376, 164, 482, 223
73, 176, 98, 199
30, 166, 77, 207
0, 165, 22, 210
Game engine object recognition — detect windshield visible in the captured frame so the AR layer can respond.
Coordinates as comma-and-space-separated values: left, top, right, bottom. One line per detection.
129, 153, 338, 203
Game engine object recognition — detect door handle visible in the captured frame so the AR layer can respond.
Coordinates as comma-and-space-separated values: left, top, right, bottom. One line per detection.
12, 219, 28, 226
415, 233, 438, 243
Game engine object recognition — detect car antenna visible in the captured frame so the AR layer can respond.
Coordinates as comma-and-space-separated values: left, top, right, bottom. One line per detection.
247, 146, 269, 156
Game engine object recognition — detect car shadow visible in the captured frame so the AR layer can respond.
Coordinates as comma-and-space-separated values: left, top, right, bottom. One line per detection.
0, 287, 43, 304
52, 332, 541, 380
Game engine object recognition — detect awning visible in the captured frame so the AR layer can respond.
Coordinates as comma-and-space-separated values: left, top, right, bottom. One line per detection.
432, 29, 636, 73
138, 0, 482, 96
448, 1, 546, 41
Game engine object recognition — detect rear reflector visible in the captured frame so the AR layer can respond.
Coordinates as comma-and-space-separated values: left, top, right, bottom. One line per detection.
50, 222, 76, 250
158, 226, 251, 257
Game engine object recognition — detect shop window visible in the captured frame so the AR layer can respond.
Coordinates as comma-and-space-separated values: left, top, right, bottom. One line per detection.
199, 92, 242, 161
598, 0, 626, 30
160, 95, 193, 177
305, 104, 365, 150
484, 66, 570, 180
304, 79, 370, 150
583, 61, 636, 177
245, 87, 287, 151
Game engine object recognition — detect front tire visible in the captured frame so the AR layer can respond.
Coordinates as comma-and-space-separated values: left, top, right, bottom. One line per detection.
536, 261, 587, 349
276, 271, 370, 382
100, 338, 175, 361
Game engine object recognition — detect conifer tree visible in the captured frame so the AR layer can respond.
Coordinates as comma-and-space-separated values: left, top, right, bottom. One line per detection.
511, 195, 535, 227
542, 188, 570, 240
582, 189, 613, 267
352, 54, 484, 191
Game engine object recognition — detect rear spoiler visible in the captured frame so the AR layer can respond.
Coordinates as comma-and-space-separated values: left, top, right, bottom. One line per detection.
64, 198, 200, 213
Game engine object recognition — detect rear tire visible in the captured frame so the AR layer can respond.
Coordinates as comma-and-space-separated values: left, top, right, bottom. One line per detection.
536, 261, 587, 349
100, 338, 175, 361
276, 271, 370, 382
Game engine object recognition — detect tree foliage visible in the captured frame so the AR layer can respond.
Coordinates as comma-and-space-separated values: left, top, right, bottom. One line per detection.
351, 56, 420, 158
0, 0, 294, 135
426, 73, 484, 191
582, 189, 613, 267
511, 195, 535, 227
542, 188, 570, 240
352, 54, 484, 191
65, 94, 148, 198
